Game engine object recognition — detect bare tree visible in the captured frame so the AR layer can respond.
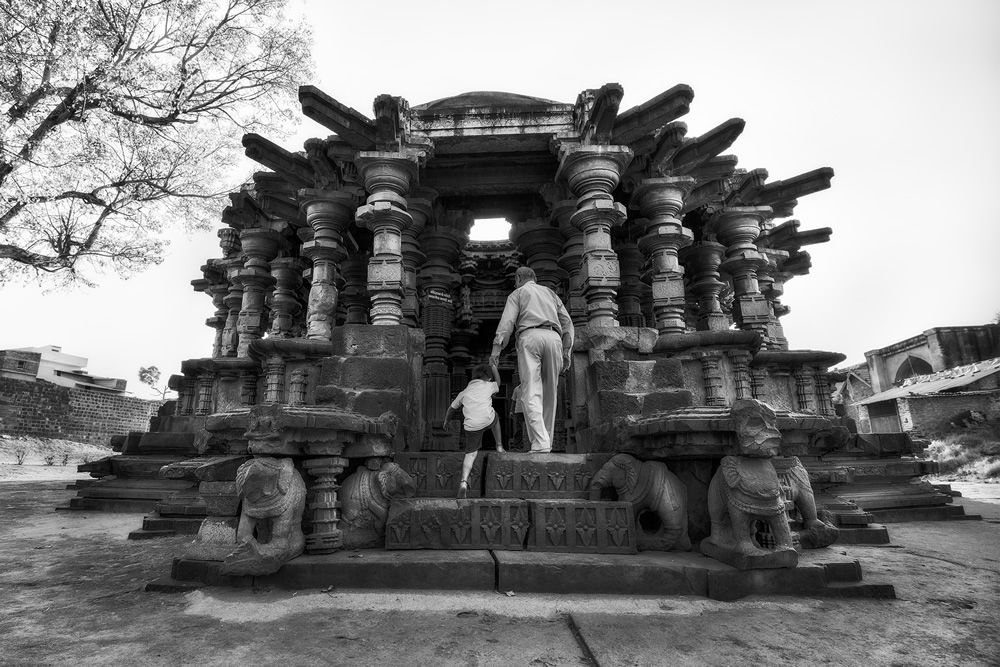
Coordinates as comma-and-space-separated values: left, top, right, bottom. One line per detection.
0, 0, 313, 286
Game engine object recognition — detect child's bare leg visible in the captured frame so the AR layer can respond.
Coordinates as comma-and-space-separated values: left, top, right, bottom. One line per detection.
491, 420, 504, 453
459, 451, 477, 496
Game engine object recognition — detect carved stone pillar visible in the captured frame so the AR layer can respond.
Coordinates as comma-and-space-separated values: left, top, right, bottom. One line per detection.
554, 200, 587, 328
614, 241, 646, 327
813, 368, 834, 416
511, 218, 566, 291
218, 257, 245, 358
758, 250, 790, 350
196, 372, 214, 416
633, 177, 696, 335
268, 257, 307, 339
727, 350, 753, 401
418, 225, 465, 430
299, 189, 355, 340
697, 351, 726, 407
356, 153, 418, 325
794, 369, 815, 413
681, 241, 728, 331
288, 368, 308, 406
302, 456, 348, 554
172, 375, 194, 416
240, 370, 258, 407
750, 366, 767, 401
234, 227, 281, 357
340, 257, 370, 325
263, 354, 285, 405
710, 207, 772, 340
402, 194, 434, 328
560, 145, 633, 327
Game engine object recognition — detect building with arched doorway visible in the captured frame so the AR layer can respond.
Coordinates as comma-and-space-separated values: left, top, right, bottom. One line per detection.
836, 324, 1000, 434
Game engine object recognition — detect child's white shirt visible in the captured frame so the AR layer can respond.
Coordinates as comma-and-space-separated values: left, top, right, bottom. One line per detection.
451, 379, 498, 431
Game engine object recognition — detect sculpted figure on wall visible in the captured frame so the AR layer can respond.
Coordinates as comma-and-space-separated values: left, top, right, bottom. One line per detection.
221, 456, 306, 576
590, 453, 690, 551
700, 399, 798, 569
340, 461, 417, 548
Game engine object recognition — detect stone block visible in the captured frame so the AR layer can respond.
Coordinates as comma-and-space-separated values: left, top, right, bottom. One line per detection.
171, 558, 253, 587
652, 358, 685, 388
199, 481, 240, 515
485, 453, 599, 499
594, 391, 641, 421
351, 389, 408, 420
590, 361, 632, 391
328, 324, 423, 359
318, 356, 415, 391
575, 325, 658, 355
385, 498, 529, 550
526, 500, 637, 554
259, 550, 495, 591
111, 455, 183, 479
137, 432, 199, 456
495, 551, 708, 596
394, 452, 485, 498
194, 455, 250, 482
641, 389, 693, 415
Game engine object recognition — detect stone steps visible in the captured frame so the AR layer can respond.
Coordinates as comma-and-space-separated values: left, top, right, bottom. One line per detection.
167, 548, 893, 601
128, 515, 205, 540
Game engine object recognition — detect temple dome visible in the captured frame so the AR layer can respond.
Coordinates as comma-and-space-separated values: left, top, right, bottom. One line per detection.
413, 91, 563, 112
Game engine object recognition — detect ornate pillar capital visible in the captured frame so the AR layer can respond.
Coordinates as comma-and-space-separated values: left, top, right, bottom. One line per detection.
558, 144, 633, 202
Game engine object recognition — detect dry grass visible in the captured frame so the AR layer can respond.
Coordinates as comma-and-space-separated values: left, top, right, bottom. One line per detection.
924, 421, 1000, 480
0, 434, 112, 467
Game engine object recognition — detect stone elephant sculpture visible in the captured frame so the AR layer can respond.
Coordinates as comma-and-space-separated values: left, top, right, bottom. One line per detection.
700, 455, 798, 570
780, 456, 839, 549
340, 461, 416, 549
700, 399, 797, 570
221, 456, 306, 576
589, 453, 691, 551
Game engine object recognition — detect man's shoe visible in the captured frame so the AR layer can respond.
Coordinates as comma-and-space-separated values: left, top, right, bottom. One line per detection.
457, 480, 469, 499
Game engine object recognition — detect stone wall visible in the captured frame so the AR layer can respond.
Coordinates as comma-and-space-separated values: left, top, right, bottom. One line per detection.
899, 392, 1000, 436
0, 377, 159, 444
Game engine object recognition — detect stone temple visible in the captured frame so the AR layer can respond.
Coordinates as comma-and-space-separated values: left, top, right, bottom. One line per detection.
71, 83, 960, 598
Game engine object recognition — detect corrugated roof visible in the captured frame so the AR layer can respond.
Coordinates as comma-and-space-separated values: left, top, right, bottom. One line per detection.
856, 357, 1000, 405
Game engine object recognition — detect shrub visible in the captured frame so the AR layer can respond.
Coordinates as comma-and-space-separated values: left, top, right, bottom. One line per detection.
61, 453, 71, 466
43, 454, 56, 466
926, 421, 1000, 479
14, 447, 28, 465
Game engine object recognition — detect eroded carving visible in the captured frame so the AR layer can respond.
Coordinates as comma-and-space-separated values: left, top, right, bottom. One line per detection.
589, 453, 690, 551
340, 461, 417, 548
700, 399, 797, 569
220, 457, 306, 575
781, 456, 839, 549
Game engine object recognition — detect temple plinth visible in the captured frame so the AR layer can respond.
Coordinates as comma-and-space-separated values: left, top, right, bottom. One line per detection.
76, 82, 940, 598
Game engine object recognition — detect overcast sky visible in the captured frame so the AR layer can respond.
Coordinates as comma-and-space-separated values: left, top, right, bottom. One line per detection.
2, 0, 998, 398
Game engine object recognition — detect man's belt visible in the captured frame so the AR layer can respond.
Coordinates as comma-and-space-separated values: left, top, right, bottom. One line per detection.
520, 324, 560, 335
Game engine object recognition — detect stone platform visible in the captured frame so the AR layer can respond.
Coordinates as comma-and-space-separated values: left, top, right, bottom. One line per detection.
166, 547, 894, 601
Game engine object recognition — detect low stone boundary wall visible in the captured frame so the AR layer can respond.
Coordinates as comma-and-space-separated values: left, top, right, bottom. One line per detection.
0, 377, 160, 444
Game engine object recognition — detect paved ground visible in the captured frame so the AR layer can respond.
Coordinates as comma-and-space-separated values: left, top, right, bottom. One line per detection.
1, 479, 998, 666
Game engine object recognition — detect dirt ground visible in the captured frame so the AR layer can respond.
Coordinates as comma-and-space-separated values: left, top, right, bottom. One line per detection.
1, 476, 999, 667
